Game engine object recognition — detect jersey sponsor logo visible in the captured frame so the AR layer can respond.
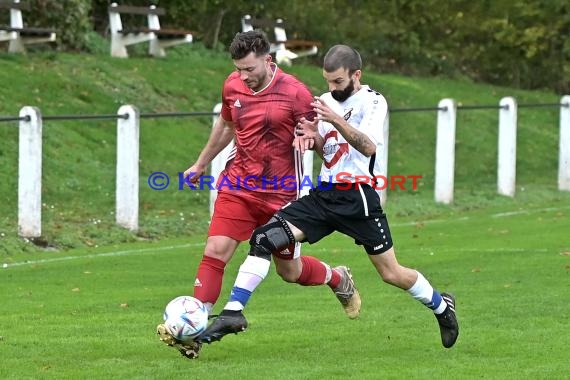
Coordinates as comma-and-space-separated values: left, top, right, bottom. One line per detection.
323, 130, 349, 169
234, 99, 242, 108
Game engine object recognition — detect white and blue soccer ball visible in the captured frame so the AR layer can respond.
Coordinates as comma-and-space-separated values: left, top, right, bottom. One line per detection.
163, 296, 208, 342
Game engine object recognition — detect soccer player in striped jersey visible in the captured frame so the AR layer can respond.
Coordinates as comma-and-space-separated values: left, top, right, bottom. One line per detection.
201, 45, 459, 349
157, 32, 360, 359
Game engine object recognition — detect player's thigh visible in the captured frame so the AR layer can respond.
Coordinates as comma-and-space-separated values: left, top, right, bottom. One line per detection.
336, 209, 394, 255
277, 195, 334, 244
209, 192, 258, 241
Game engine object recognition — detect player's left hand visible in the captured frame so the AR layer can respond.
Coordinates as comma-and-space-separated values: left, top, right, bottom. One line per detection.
311, 96, 340, 124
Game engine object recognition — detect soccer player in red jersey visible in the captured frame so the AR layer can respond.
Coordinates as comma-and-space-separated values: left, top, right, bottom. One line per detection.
157, 31, 361, 359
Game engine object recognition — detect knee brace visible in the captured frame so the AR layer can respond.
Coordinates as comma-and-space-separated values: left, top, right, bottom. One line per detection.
249, 215, 295, 260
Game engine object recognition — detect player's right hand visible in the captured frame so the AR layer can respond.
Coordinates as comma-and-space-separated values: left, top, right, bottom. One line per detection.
183, 164, 205, 186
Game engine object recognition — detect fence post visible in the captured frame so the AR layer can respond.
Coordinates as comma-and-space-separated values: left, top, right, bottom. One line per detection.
378, 111, 390, 207
209, 103, 234, 217
18, 106, 42, 238
497, 97, 518, 197
559, 95, 570, 191
434, 98, 457, 204
116, 105, 139, 231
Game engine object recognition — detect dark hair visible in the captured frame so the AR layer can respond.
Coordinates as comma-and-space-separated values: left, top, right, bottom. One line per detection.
229, 31, 271, 60
323, 45, 362, 75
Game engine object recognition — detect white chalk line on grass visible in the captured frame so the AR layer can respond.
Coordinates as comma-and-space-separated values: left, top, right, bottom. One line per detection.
491, 205, 570, 218
392, 217, 470, 227
2, 242, 204, 269
393, 205, 570, 227
418, 247, 549, 253
3, 205, 566, 270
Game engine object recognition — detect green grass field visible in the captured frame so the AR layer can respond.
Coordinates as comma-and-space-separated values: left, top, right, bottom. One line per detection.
1, 195, 569, 379
1, 44, 569, 379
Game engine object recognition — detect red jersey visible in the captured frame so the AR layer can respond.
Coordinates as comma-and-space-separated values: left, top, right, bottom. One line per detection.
219, 65, 315, 200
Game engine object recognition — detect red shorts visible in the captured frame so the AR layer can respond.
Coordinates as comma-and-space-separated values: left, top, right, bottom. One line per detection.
209, 191, 300, 260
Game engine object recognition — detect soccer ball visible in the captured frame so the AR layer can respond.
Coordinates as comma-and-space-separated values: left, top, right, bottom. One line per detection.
163, 296, 208, 342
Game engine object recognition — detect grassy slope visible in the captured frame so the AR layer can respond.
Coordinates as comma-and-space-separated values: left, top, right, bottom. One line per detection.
0, 45, 567, 256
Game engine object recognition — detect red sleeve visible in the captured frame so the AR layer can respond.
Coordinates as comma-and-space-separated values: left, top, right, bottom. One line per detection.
294, 82, 317, 123
220, 76, 233, 121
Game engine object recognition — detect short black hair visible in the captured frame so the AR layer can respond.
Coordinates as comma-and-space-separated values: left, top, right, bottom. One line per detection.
229, 31, 271, 60
323, 45, 362, 75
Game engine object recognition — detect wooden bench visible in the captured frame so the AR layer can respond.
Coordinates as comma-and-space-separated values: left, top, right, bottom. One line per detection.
0, 0, 56, 53
241, 14, 320, 66
108, 3, 193, 58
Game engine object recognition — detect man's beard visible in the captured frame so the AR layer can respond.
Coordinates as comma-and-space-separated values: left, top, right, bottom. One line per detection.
331, 79, 354, 102
247, 71, 267, 92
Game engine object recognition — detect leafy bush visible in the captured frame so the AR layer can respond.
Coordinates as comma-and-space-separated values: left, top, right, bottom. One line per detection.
27, 0, 92, 51
13, 0, 570, 92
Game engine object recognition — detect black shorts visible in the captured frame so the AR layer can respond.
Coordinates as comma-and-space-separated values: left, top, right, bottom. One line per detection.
277, 183, 394, 254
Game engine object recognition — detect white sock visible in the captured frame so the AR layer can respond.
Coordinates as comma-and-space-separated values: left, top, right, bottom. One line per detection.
224, 255, 271, 311
406, 271, 447, 312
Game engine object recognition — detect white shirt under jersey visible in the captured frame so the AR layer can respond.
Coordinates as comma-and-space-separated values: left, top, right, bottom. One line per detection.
318, 85, 388, 183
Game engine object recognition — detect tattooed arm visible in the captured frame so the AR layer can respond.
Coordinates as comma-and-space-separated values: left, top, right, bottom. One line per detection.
311, 97, 376, 157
